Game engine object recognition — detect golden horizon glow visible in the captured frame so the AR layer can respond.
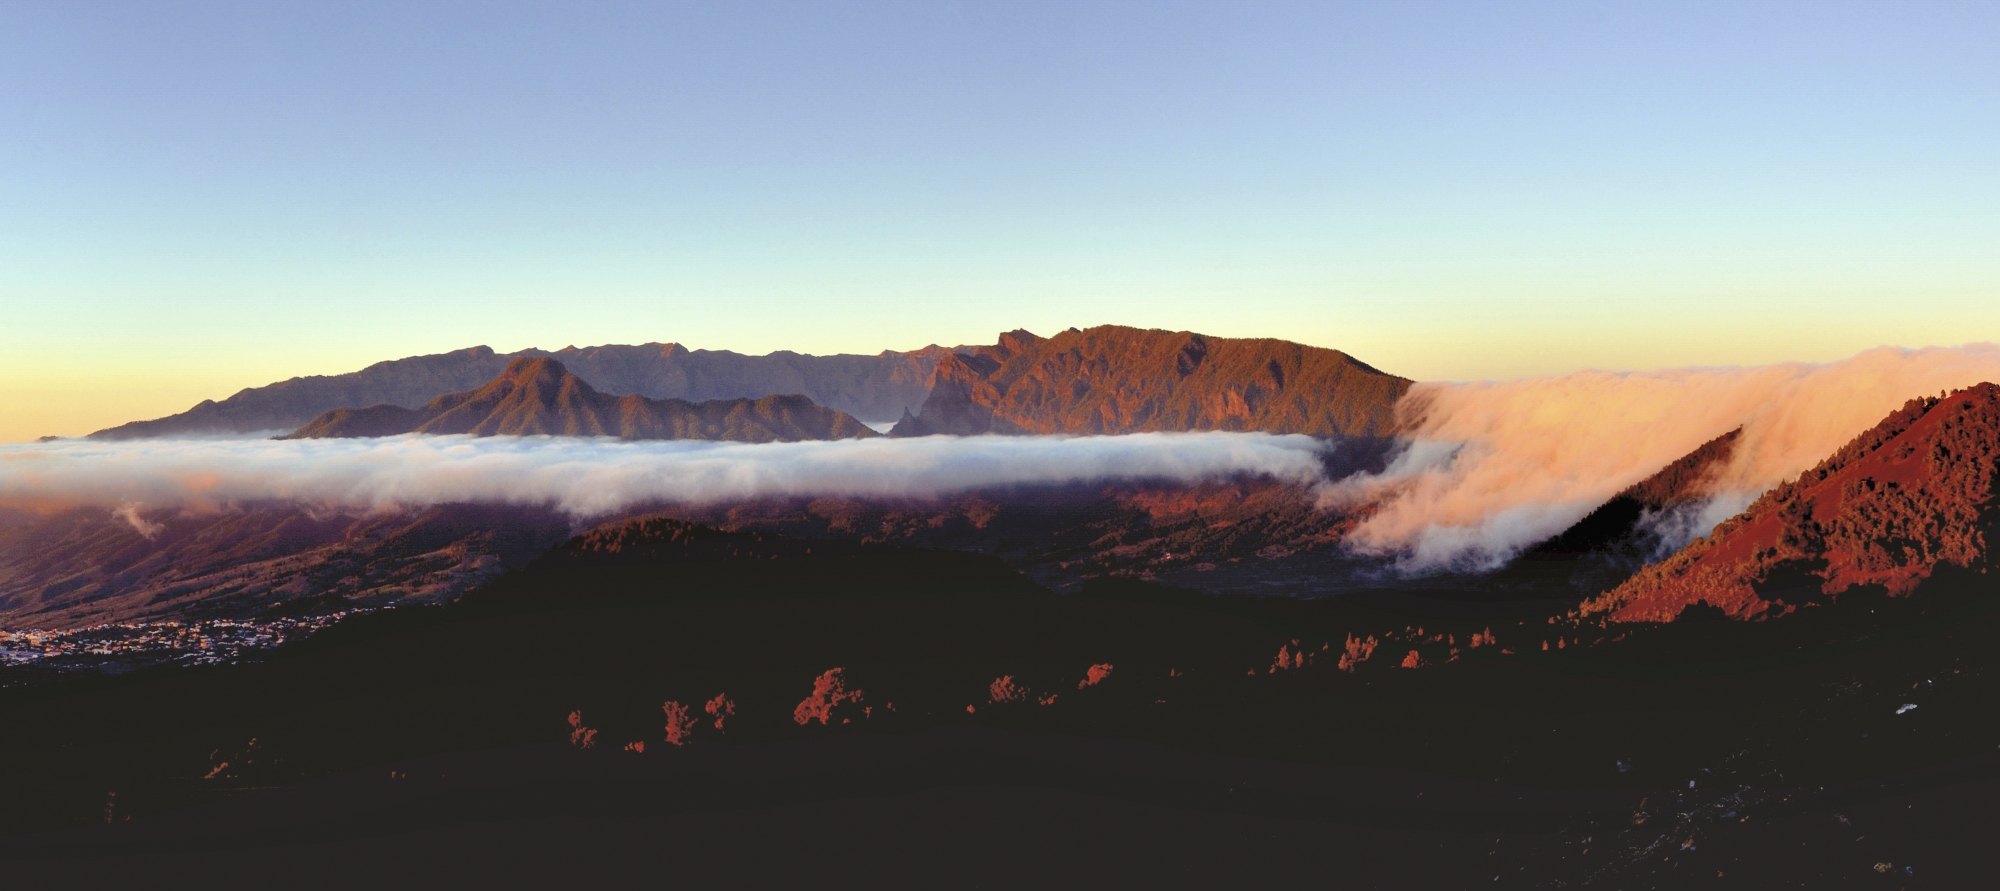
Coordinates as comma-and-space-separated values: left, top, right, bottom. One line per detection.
4, 3, 1996, 441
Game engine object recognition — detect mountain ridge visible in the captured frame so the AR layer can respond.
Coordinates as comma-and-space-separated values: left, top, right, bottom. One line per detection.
1530, 427, 1742, 559
90, 343, 955, 439
88, 327, 1413, 441
281, 358, 880, 442
889, 325, 1411, 439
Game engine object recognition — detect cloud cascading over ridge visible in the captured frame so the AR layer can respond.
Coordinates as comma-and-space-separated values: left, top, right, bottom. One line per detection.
1330, 344, 2000, 571
0, 432, 1330, 518
9, 345, 1999, 577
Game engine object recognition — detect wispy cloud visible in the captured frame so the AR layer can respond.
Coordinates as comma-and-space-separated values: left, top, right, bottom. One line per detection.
1329, 344, 2000, 571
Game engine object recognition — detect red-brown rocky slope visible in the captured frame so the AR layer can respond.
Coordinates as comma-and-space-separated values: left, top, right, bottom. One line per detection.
1582, 383, 2000, 622
281, 358, 878, 442
889, 326, 1409, 439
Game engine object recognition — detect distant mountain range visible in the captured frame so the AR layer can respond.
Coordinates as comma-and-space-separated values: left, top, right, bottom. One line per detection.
41, 322, 2000, 634
90, 342, 952, 439
1584, 383, 2000, 621
280, 357, 878, 442
88, 325, 1412, 441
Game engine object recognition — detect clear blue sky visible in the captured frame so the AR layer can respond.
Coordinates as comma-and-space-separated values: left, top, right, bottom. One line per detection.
2, 1, 1996, 439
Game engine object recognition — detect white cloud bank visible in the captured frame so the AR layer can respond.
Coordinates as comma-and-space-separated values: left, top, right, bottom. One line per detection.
1332, 344, 2000, 571
11, 344, 1999, 576
0, 432, 1330, 518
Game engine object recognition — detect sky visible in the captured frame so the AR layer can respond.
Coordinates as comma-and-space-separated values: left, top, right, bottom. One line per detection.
2, 0, 1996, 442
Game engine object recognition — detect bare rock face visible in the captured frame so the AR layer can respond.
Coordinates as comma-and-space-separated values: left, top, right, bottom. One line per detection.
889, 326, 1410, 439
280, 358, 879, 443
1582, 383, 2000, 622
90, 343, 953, 439
888, 351, 1021, 437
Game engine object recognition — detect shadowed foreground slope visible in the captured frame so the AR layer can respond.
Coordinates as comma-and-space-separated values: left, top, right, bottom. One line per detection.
3, 515, 1997, 887
5, 724, 1989, 889
0, 504, 571, 628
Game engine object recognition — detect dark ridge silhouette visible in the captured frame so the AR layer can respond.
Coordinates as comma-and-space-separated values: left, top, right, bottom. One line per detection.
279, 358, 879, 442
1585, 382, 2000, 622
588, 473, 1353, 598
89, 343, 954, 439
1528, 427, 1742, 557
1405, 428, 1746, 603
484, 515, 1043, 604
888, 325, 1410, 439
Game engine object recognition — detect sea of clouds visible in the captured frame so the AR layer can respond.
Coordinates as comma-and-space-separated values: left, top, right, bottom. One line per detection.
9, 343, 2000, 574
0, 431, 1331, 521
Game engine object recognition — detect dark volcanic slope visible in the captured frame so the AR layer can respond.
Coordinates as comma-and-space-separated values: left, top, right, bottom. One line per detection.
91, 343, 952, 439
563, 475, 1353, 596
890, 326, 1410, 439
1584, 383, 2000, 622
0, 473, 1350, 629
281, 358, 879, 442
0, 504, 571, 627
1530, 427, 1741, 558
1443, 428, 1746, 602
8, 515, 2000, 888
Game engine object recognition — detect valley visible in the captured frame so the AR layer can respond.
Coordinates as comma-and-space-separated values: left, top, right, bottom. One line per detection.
5, 330, 2000, 888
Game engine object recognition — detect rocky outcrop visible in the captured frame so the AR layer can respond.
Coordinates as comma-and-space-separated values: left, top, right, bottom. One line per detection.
91, 343, 954, 439
887, 352, 1019, 437
889, 326, 1409, 438
1582, 384, 2000, 622
792, 668, 864, 725
280, 358, 879, 442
